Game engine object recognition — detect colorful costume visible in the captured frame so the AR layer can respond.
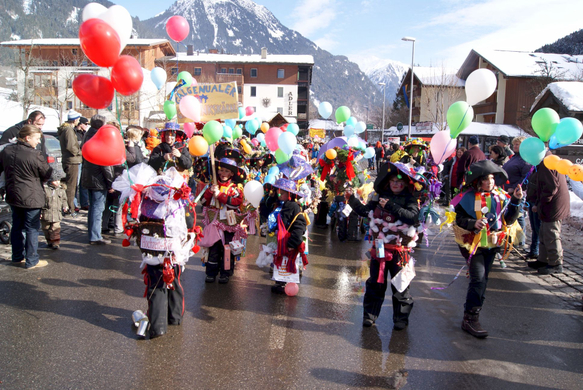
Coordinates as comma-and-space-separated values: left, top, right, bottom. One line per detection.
349, 162, 422, 330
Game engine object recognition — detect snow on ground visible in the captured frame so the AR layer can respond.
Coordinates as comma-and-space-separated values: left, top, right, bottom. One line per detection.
569, 179, 583, 220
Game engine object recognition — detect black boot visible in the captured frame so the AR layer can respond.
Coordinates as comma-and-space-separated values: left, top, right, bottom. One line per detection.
462, 310, 488, 338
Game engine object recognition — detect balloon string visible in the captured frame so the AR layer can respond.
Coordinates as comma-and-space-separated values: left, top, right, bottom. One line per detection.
455, 105, 472, 135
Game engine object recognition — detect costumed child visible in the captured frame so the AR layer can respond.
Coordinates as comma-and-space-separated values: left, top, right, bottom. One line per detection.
346, 162, 422, 330
200, 154, 248, 284
267, 178, 308, 294
148, 122, 193, 175
452, 159, 522, 338
113, 164, 195, 339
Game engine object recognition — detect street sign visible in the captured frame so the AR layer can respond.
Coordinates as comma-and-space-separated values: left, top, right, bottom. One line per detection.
366, 124, 373, 129
397, 122, 403, 130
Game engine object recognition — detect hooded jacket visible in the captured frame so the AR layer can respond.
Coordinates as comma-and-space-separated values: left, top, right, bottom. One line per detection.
0, 141, 52, 208
531, 160, 570, 222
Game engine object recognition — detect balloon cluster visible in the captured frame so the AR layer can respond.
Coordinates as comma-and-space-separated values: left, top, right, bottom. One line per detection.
543, 155, 583, 181
73, 3, 143, 109
428, 69, 498, 165
519, 107, 583, 167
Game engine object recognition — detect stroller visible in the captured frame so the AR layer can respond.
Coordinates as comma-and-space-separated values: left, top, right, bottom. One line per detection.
0, 200, 12, 244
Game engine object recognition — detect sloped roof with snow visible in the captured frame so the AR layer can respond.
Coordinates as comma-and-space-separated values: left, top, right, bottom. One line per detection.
385, 122, 526, 137
461, 49, 583, 79
412, 67, 465, 87
169, 52, 314, 65
1, 38, 171, 47
531, 81, 583, 113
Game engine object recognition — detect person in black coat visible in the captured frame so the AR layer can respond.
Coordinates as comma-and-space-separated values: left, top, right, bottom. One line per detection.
346, 162, 421, 330
148, 122, 192, 174
0, 110, 48, 158
80, 115, 115, 245
124, 126, 145, 168
0, 125, 53, 268
454, 160, 522, 338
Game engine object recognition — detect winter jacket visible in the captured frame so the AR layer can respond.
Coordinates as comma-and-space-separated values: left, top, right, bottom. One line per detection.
202, 179, 243, 210
58, 122, 82, 165
532, 160, 570, 222
491, 155, 509, 167
125, 144, 145, 168
455, 146, 486, 187
79, 127, 114, 191
0, 141, 52, 208
42, 183, 67, 223
0, 120, 48, 157
502, 152, 531, 191
349, 188, 420, 227
278, 200, 307, 249
149, 141, 192, 173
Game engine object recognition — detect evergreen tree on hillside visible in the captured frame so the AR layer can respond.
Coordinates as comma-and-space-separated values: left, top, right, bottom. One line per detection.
536, 29, 583, 55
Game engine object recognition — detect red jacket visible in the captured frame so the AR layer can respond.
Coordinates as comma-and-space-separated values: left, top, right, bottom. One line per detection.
203, 180, 243, 209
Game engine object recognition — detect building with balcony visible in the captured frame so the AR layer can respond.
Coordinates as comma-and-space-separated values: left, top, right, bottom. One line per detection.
158, 47, 314, 130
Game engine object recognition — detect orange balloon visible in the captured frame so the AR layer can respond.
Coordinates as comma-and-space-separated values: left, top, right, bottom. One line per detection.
188, 135, 209, 156
555, 158, 573, 175
240, 139, 253, 154
260, 122, 269, 133
568, 164, 583, 181
543, 155, 561, 170
325, 149, 337, 160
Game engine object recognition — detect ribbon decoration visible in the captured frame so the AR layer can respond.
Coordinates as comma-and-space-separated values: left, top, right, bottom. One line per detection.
440, 211, 456, 232
129, 183, 144, 219
345, 151, 356, 181
370, 244, 412, 284
319, 158, 334, 181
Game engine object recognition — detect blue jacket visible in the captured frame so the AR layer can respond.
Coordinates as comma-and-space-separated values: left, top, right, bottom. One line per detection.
502, 153, 531, 190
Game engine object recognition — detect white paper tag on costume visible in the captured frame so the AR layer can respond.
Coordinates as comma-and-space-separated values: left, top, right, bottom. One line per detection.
226, 210, 236, 225
375, 239, 385, 258
342, 204, 353, 217
391, 259, 416, 293
272, 256, 301, 283
220, 207, 227, 220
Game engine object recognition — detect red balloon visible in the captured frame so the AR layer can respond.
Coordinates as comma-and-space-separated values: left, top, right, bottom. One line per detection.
285, 282, 299, 296
166, 16, 190, 42
79, 18, 120, 68
72, 74, 114, 109
82, 125, 126, 166
183, 122, 196, 138
245, 106, 254, 116
111, 55, 144, 96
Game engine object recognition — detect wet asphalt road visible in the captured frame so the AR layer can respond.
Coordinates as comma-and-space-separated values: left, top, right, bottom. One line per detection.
0, 221, 582, 389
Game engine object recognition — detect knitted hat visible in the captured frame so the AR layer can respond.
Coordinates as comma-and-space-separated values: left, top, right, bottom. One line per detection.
68, 110, 81, 121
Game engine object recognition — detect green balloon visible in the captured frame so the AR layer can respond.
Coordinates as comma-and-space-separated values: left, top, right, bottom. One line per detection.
447, 101, 474, 138
177, 71, 193, 87
164, 100, 176, 120
275, 149, 291, 164
203, 120, 223, 144
335, 106, 351, 124
232, 125, 243, 139
532, 108, 560, 142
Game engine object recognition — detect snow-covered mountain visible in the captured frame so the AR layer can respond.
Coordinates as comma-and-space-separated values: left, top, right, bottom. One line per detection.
139, 0, 383, 113
362, 59, 410, 104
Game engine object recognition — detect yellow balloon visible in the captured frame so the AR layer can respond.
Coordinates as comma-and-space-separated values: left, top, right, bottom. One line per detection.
325, 149, 337, 160
555, 158, 573, 175
568, 164, 583, 181
543, 155, 561, 170
260, 122, 269, 133
240, 139, 252, 155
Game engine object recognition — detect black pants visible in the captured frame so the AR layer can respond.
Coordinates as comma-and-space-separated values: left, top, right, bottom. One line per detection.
363, 254, 414, 325
206, 231, 235, 278
146, 264, 184, 337
459, 247, 497, 312
102, 190, 120, 232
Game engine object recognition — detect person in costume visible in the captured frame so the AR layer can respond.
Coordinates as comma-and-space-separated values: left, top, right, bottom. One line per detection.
401, 139, 428, 168
200, 155, 247, 284
267, 178, 308, 294
452, 160, 523, 338
148, 122, 193, 175
346, 162, 422, 330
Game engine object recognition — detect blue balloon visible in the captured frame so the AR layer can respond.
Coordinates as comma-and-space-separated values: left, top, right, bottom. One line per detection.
549, 133, 569, 150
223, 126, 232, 139
343, 125, 355, 137
318, 102, 333, 119
150, 67, 167, 90
364, 147, 375, 159
519, 137, 546, 166
264, 174, 276, 185
268, 166, 279, 175
287, 123, 300, 136
246, 119, 259, 135
225, 119, 236, 129
346, 116, 357, 127
238, 107, 245, 119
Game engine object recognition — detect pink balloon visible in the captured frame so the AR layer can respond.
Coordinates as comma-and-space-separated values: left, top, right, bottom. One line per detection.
251, 138, 260, 147
430, 131, 457, 164
265, 127, 283, 152
285, 282, 299, 296
183, 122, 196, 138
179, 95, 201, 122
245, 106, 254, 116
166, 16, 190, 42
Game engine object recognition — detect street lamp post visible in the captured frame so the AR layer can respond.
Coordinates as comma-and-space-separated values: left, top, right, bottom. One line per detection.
364, 105, 369, 141
379, 82, 386, 144
402, 36, 416, 140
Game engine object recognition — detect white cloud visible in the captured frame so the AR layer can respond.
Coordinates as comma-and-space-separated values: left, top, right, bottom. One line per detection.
314, 35, 340, 52
290, 0, 338, 37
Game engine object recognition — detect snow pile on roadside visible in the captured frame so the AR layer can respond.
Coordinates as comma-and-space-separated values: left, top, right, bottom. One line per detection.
570, 191, 583, 220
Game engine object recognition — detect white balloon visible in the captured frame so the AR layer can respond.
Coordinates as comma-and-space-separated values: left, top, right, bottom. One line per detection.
98, 5, 133, 54
465, 69, 497, 106
355, 121, 366, 134
347, 137, 359, 148
244, 180, 264, 208
82, 2, 107, 21
318, 102, 333, 119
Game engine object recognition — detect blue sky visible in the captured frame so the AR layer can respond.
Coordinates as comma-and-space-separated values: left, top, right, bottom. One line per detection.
116, 0, 583, 70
